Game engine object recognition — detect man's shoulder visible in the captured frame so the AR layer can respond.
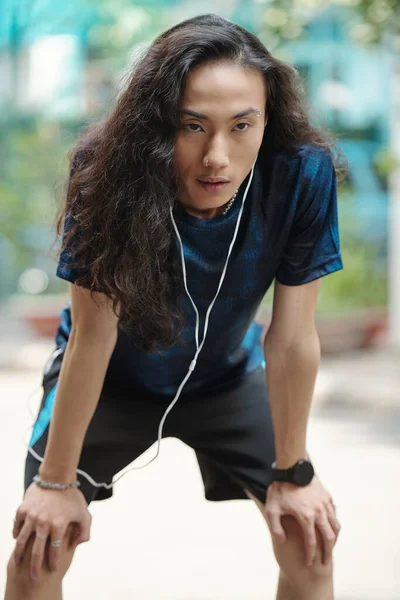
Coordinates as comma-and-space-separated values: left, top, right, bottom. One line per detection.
252, 143, 334, 218
260, 143, 333, 192
271, 142, 331, 166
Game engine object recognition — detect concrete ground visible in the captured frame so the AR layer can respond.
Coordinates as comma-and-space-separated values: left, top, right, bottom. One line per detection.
1, 353, 400, 599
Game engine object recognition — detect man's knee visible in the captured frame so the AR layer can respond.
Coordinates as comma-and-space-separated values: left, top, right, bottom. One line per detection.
6, 526, 76, 600
7, 552, 44, 600
272, 515, 333, 583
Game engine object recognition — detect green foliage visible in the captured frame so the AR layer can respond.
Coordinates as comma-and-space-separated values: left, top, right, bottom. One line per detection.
372, 145, 399, 190
0, 115, 83, 293
328, 186, 388, 312
85, 1, 176, 62
257, 0, 400, 52
316, 238, 387, 314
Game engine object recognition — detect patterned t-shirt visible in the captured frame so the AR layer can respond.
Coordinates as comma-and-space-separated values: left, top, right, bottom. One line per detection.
55, 143, 343, 396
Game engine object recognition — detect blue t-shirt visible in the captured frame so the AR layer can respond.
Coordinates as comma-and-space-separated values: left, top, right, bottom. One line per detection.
55, 143, 343, 396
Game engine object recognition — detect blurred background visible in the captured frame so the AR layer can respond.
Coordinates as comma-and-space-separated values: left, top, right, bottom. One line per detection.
1, 1, 400, 599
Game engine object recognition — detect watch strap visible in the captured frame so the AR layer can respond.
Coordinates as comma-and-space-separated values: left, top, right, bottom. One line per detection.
271, 467, 291, 480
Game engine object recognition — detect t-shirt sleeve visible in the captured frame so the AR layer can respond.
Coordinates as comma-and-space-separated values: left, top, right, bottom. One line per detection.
275, 149, 343, 286
56, 151, 88, 285
56, 214, 87, 284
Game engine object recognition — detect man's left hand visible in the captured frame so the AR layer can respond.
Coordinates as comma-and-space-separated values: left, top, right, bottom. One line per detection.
264, 475, 341, 566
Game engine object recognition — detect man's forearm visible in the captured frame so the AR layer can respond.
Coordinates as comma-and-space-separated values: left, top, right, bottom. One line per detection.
263, 331, 321, 469
39, 332, 116, 482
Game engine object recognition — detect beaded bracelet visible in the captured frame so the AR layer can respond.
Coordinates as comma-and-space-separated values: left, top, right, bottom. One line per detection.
33, 474, 81, 490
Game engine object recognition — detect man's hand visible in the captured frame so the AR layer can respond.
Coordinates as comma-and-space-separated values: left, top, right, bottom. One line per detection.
264, 475, 341, 566
13, 483, 91, 580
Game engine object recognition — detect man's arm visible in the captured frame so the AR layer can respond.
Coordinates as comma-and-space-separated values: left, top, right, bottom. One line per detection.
39, 283, 119, 482
263, 278, 321, 469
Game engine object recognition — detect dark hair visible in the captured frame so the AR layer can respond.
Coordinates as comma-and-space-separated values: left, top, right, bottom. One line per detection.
54, 13, 348, 352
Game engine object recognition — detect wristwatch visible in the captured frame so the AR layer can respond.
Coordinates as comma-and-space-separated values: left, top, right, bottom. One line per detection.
271, 459, 315, 486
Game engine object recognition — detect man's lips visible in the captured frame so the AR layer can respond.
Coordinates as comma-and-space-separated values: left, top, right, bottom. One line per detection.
198, 177, 230, 183
197, 180, 229, 193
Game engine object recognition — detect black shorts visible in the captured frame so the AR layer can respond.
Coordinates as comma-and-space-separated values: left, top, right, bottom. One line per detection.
25, 347, 277, 505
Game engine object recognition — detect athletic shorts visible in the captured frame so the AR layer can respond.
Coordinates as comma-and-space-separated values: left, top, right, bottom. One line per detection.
25, 346, 277, 505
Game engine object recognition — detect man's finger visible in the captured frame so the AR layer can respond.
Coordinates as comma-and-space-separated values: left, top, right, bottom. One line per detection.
12, 518, 24, 539
315, 517, 336, 565
48, 526, 67, 571
326, 503, 341, 544
299, 515, 317, 566
30, 526, 50, 580
13, 517, 34, 565
13, 509, 26, 539
265, 510, 286, 542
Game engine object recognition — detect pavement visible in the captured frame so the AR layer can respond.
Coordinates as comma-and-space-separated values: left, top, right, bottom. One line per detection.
1, 304, 400, 598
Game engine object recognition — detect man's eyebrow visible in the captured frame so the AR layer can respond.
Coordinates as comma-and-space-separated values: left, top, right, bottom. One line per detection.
180, 107, 262, 120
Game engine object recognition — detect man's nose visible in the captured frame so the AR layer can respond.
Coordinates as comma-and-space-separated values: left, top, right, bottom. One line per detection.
203, 138, 230, 170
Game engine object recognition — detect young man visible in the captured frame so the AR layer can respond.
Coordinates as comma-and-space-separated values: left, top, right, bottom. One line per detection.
7, 14, 344, 600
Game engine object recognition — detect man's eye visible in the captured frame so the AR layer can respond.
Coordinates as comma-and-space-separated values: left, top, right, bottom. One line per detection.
184, 123, 203, 132
234, 122, 250, 132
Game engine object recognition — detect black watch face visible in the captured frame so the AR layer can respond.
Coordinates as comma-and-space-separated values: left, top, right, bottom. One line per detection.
293, 460, 314, 486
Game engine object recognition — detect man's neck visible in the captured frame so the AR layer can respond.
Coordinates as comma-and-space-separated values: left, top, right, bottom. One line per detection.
183, 205, 222, 219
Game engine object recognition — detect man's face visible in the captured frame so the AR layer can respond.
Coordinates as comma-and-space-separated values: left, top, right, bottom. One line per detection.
174, 61, 267, 218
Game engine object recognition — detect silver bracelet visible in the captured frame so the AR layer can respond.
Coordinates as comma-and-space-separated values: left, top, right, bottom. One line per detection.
33, 474, 81, 490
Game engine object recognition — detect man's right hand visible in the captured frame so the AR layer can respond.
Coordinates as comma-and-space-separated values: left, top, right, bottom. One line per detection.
12, 482, 92, 580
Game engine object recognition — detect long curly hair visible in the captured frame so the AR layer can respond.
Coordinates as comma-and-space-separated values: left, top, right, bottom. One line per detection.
54, 13, 348, 353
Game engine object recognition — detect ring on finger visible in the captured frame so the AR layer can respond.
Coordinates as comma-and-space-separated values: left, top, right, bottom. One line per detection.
51, 540, 62, 548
